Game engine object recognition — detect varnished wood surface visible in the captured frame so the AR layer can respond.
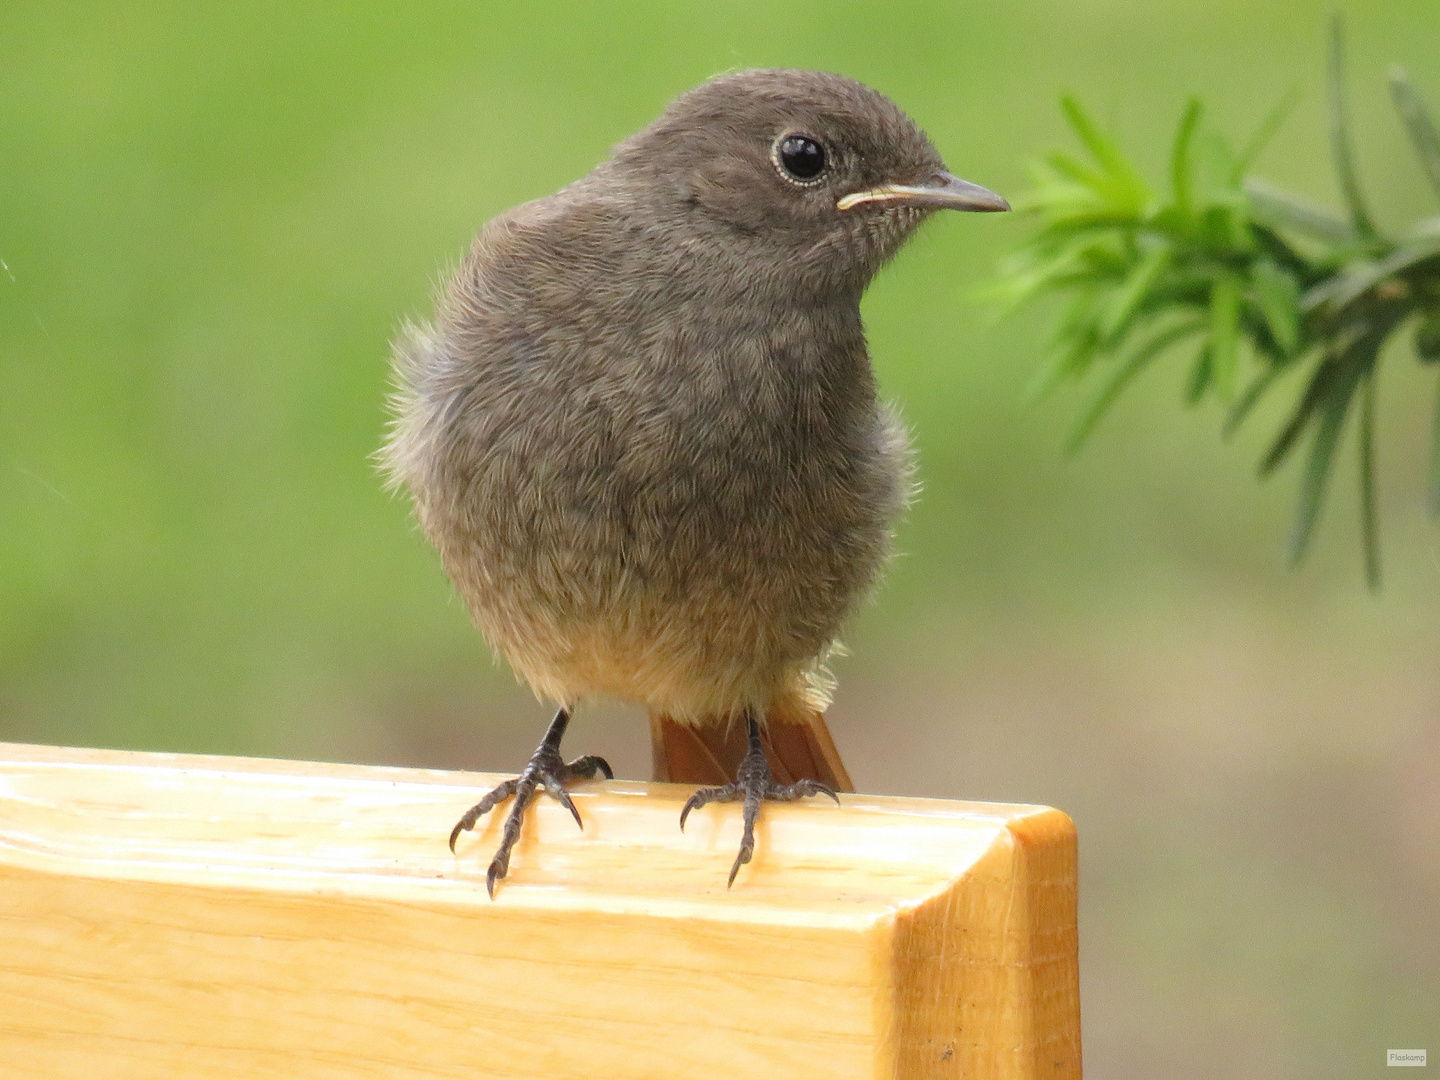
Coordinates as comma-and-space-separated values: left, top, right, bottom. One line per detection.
0, 742, 1081, 1078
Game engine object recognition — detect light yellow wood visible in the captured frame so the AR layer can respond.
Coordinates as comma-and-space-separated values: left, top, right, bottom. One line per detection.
0, 742, 1081, 1079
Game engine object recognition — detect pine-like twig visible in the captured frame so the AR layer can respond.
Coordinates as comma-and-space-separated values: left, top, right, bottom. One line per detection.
990, 22, 1440, 587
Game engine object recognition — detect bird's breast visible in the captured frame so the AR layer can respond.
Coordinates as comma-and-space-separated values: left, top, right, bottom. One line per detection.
427, 203, 905, 598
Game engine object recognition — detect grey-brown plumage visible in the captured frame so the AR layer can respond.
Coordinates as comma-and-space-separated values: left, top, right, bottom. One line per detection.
382, 69, 1005, 891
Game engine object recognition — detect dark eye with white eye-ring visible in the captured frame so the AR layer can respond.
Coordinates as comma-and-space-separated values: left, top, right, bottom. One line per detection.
774, 134, 827, 184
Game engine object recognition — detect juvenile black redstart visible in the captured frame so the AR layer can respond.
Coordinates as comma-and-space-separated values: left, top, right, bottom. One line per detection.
382, 69, 1006, 894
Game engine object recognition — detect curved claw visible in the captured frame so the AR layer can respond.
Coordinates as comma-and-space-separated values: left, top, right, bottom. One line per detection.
448, 777, 520, 852
679, 795, 699, 832
679, 785, 730, 831
727, 844, 752, 888
730, 799, 759, 886
546, 777, 584, 831
567, 754, 614, 782
780, 779, 840, 806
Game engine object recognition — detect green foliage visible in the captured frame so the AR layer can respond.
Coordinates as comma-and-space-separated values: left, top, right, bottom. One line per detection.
993, 17, 1440, 589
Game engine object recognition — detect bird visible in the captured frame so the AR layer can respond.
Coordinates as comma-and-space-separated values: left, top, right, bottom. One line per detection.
381, 68, 1006, 895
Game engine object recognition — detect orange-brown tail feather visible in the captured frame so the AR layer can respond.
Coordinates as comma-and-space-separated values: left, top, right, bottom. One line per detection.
649, 709, 853, 792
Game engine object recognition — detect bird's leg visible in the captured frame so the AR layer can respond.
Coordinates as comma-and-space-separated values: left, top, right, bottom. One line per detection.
679, 709, 839, 887
448, 707, 612, 898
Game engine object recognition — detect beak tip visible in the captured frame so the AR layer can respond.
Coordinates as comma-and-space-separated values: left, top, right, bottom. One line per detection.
937, 172, 1010, 213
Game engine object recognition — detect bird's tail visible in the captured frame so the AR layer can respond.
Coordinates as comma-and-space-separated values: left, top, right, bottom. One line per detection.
648, 706, 853, 791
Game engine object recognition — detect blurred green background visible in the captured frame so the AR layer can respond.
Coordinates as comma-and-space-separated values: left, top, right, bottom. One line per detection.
2, 1, 1436, 1075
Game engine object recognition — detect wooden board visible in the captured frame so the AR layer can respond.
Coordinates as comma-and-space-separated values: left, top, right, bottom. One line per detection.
0, 742, 1081, 1079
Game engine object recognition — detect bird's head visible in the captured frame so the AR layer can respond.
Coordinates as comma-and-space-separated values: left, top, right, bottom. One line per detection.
605, 68, 1007, 297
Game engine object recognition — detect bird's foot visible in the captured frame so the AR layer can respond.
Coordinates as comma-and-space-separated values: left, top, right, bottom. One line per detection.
448, 708, 611, 898
679, 713, 838, 887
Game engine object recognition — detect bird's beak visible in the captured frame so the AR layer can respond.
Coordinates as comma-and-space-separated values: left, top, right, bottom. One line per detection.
836, 172, 1010, 213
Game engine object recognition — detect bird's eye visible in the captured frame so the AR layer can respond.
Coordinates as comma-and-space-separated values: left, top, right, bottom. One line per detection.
774, 135, 827, 184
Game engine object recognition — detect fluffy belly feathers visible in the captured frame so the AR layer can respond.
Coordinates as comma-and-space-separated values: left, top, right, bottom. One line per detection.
413, 359, 908, 720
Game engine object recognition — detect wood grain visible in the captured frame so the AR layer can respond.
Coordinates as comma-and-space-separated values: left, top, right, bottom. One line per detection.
0, 742, 1080, 1079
